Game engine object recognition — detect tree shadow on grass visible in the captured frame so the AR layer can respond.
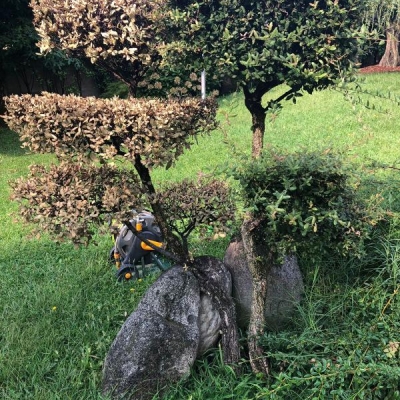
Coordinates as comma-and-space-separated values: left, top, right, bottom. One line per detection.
0, 125, 27, 157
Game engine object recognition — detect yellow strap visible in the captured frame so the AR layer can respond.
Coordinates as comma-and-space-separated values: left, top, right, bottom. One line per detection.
141, 240, 163, 251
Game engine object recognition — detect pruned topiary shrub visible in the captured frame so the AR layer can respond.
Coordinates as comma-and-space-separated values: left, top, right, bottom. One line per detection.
10, 162, 144, 245
156, 176, 236, 255
4, 92, 217, 168
4, 91, 220, 253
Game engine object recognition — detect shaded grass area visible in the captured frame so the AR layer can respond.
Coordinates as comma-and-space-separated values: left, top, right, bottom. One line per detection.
1, 74, 400, 398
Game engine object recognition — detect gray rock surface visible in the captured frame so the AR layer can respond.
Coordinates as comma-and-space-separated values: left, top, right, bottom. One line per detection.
195, 256, 232, 355
102, 257, 232, 400
102, 266, 200, 399
224, 239, 304, 331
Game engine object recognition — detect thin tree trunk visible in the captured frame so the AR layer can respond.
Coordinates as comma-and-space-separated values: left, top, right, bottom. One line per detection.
133, 154, 187, 261
242, 86, 271, 374
243, 86, 266, 159
379, 26, 400, 67
241, 217, 272, 375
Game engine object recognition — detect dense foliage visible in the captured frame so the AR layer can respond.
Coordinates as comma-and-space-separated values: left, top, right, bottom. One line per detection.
166, 0, 365, 156
4, 92, 217, 168
31, 0, 164, 93
10, 163, 143, 245
4, 92, 221, 248
169, 0, 362, 89
227, 147, 381, 375
231, 149, 375, 259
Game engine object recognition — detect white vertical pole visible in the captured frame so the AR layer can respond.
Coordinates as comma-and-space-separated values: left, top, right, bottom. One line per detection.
201, 70, 206, 100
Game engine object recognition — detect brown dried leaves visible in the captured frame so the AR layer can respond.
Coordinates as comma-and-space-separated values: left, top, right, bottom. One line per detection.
4, 92, 218, 168
30, 0, 162, 64
155, 176, 235, 240
10, 162, 144, 245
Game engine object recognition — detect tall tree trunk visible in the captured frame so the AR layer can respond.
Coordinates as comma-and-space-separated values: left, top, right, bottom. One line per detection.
243, 87, 267, 158
241, 217, 272, 375
379, 26, 400, 67
242, 85, 271, 374
241, 84, 304, 375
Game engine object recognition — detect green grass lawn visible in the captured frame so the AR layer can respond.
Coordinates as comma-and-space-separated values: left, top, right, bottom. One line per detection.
1, 73, 400, 399
154, 73, 400, 185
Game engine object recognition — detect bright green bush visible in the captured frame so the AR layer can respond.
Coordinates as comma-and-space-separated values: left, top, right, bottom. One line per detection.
231, 148, 378, 259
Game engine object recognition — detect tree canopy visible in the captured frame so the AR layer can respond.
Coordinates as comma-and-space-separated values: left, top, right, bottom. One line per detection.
166, 0, 364, 156
31, 0, 165, 94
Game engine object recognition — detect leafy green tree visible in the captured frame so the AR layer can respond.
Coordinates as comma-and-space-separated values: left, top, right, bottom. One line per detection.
165, 0, 364, 157
363, 0, 400, 66
227, 148, 373, 374
163, 0, 367, 374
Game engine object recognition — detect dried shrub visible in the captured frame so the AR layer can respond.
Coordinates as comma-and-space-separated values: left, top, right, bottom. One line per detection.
11, 162, 144, 245
155, 176, 235, 253
31, 0, 164, 89
3, 92, 218, 168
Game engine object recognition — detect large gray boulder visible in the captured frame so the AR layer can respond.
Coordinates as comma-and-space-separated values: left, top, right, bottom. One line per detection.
224, 239, 304, 331
102, 257, 232, 400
